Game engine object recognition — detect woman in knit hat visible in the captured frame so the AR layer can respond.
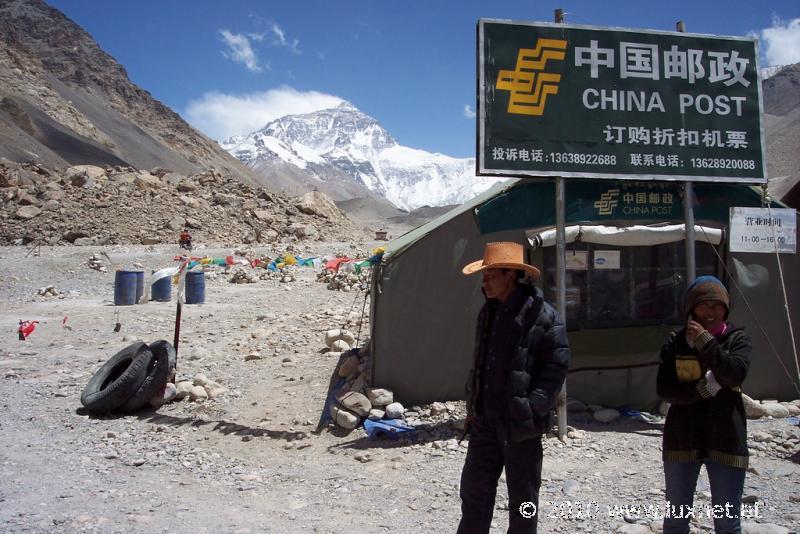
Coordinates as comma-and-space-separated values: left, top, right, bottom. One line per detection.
657, 276, 753, 533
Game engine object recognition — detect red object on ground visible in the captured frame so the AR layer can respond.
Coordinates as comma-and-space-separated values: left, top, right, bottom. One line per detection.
324, 257, 351, 272
18, 320, 39, 340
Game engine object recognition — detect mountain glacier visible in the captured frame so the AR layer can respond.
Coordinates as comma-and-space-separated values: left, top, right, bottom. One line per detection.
221, 102, 502, 210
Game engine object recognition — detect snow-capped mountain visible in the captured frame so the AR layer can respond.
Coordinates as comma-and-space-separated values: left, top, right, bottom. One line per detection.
221, 102, 501, 210
761, 65, 787, 80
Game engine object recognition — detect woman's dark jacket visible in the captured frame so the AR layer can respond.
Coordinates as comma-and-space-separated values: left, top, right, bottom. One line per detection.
465, 283, 571, 442
657, 324, 752, 469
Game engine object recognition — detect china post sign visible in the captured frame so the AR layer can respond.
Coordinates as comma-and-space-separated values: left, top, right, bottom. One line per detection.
477, 20, 766, 183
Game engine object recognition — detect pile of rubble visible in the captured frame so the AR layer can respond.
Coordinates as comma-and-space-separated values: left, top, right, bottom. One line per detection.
0, 161, 368, 246
36, 285, 60, 298
229, 268, 257, 284
319, 268, 369, 292
85, 254, 107, 272
325, 329, 410, 430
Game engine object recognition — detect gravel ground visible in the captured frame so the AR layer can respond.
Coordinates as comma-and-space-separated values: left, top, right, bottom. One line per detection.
0, 244, 798, 533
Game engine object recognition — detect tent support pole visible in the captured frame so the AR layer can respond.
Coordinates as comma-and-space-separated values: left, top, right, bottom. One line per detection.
555, 176, 568, 441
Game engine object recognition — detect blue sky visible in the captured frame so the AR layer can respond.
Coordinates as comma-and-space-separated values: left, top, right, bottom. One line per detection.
48, 1, 800, 158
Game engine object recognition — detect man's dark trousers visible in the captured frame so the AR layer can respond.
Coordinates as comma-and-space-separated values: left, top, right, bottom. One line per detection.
457, 418, 543, 534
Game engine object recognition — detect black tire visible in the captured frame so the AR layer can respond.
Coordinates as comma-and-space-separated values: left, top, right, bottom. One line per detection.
80, 342, 152, 413
118, 340, 175, 413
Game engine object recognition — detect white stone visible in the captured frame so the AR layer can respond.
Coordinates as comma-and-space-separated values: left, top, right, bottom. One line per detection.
385, 402, 405, 419
331, 339, 351, 352
593, 408, 621, 423
366, 387, 393, 407
325, 328, 356, 348
368, 409, 385, 420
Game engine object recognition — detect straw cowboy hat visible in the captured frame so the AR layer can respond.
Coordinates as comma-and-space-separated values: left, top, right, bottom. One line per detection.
462, 242, 541, 278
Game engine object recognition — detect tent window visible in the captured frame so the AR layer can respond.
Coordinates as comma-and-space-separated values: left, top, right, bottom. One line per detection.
542, 242, 719, 330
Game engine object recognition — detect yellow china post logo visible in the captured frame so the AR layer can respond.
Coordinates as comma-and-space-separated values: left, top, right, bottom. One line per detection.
594, 189, 620, 215
495, 38, 568, 116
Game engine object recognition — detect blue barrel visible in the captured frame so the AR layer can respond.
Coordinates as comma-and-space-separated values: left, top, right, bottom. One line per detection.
114, 271, 139, 305
135, 271, 144, 304
151, 276, 171, 302
185, 271, 205, 304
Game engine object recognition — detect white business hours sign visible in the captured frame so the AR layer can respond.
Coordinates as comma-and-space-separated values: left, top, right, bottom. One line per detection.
729, 207, 796, 253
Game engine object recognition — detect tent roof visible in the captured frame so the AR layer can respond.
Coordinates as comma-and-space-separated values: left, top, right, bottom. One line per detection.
383, 179, 786, 261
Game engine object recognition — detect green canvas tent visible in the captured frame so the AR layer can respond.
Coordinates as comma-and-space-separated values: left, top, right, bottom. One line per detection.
369, 178, 800, 408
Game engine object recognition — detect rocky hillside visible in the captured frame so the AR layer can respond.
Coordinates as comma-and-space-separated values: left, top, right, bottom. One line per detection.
0, 0, 254, 181
764, 62, 800, 191
0, 160, 366, 246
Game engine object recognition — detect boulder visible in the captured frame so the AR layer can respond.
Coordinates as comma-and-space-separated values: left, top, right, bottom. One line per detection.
761, 402, 790, 419
175, 381, 193, 400
330, 405, 360, 429
15, 205, 41, 219
385, 402, 405, 419
292, 223, 318, 240
294, 191, 344, 220
325, 329, 356, 347
252, 210, 274, 223
133, 172, 162, 189
189, 386, 208, 402
337, 354, 360, 378
742, 394, 765, 419
337, 391, 372, 417
593, 408, 621, 423
66, 165, 106, 181
166, 217, 185, 231
366, 387, 393, 407
331, 339, 351, 352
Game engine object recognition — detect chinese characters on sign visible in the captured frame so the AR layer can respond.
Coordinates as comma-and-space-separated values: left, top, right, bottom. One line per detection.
478, 20, 765, 183
728, 207, 797, 254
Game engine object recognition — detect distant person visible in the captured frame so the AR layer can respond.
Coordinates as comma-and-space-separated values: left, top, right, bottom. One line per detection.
179, 227, 192, 251
458, 241, 570, 534
657, 276, 752, 534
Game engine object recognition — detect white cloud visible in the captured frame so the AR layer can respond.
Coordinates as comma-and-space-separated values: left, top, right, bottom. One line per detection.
463, 104, 476, 119
219, 29, 263, 72
184, 86, 344, 141
760, 16, 800, 66
271, 23, 301, 54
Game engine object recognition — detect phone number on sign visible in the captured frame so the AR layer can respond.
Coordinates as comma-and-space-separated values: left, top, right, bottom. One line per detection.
549, 153, 617, 165
690, 157, 756, 170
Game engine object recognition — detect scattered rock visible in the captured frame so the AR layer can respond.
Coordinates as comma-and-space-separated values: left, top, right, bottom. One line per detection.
593, 408, 621, 423
385, 402, 405, 419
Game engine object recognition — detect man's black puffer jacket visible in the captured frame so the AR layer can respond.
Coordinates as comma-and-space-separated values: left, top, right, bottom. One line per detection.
466, 283, 571, 442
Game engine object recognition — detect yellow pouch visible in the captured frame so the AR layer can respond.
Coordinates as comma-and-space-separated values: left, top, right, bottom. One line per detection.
675, 356, 702, 382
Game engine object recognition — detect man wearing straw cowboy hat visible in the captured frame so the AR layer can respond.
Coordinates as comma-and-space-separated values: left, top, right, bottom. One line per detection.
457, 241, 570, 534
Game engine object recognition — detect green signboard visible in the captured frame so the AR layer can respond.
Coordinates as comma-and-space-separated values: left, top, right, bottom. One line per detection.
477, 20, 766, 183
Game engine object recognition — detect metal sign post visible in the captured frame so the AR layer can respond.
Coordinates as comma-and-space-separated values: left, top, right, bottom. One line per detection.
554, 8, 568, 442
677, 21, 697, 282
